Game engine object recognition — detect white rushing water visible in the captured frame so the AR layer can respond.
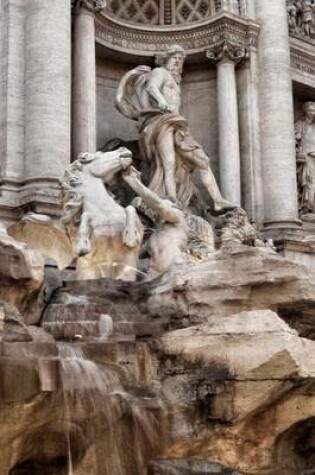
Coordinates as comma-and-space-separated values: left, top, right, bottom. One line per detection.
57, 343, 160, 475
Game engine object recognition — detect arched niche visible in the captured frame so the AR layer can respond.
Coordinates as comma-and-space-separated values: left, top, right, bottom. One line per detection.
106, 0, 242, 26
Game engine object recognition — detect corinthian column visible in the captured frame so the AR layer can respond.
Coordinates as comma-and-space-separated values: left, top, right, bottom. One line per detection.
254, 0, 300, 231
207, 41, 246, 205
72, 0, 106, 159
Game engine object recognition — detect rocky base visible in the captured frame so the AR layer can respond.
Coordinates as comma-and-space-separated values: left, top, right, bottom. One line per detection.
0, 247, 314, 474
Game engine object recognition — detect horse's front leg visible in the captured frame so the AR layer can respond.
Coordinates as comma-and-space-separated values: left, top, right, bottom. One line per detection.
75, 211, 92, 256
123, 205, 143, 248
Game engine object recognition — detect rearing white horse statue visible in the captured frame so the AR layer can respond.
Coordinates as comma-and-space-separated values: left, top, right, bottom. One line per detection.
9, 148, 144, 281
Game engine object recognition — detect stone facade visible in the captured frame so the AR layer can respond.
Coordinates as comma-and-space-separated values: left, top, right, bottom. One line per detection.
2, 0, 312, 241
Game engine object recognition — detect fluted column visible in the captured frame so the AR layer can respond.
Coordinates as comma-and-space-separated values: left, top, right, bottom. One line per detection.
25, 0, 71, 180
254, 0, 300, 230
207, 41, 246, 205
72, 0, 106, 159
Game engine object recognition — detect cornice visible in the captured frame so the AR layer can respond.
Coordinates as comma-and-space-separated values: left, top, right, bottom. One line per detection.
95, 11, 260, 58
290, 36, 315, 77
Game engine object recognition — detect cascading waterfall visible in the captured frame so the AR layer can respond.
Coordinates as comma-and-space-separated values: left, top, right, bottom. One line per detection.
57, 343, 161, 475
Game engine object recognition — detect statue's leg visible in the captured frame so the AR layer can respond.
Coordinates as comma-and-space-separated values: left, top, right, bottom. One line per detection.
198, 168, 236, 211
75, 212, 92, 256
179, 141, 236, 210
123, 205, 143, 248
156, 129, 177, 199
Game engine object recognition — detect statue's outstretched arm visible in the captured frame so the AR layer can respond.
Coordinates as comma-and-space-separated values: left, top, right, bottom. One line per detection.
123, 168, 181, 224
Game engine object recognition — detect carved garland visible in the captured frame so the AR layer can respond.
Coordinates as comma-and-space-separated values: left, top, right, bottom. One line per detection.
206, 39, 247, 65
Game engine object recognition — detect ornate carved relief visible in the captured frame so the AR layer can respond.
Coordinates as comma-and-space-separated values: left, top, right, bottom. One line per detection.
72, 0, 107, 13
287, 0, 315, 42
286, 2, 315, 79
106, 0, 243, 25
206, 39, 247, 65
107, 0, 160, 25
95, 12, 259, 57
174, 0, 213, 24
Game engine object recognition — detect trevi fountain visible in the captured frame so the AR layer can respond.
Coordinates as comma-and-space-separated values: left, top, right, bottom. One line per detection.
0, 0, 315, 473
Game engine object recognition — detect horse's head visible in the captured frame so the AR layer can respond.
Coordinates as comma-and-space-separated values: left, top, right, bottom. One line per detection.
78, 147, 132, 183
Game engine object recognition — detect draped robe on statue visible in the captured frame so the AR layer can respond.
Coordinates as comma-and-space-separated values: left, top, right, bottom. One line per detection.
115, 66, 216, 207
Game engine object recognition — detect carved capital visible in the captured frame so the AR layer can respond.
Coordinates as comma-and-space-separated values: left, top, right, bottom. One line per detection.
206, 40, 247, 66
72, 0, 107, 14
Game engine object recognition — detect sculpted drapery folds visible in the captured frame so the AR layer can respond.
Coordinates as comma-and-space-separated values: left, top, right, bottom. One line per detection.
115, 45, 234, 211
295, 102, 315, 215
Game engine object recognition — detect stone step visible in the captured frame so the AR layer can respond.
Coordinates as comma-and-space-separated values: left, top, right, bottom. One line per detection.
44, 301, 146, 323
43, 314, 114, 340
43, 317, 164, 340
148, 459, 240, 475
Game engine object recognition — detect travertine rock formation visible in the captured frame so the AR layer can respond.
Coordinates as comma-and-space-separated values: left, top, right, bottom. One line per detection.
159, 309, 315, 473
38, 246, 315, 474
146, 246, 315, 334
0, 226, 44, 320
0, 301, 163, 475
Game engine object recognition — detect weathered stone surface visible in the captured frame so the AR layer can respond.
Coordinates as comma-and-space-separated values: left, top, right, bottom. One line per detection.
38, 246, 315, 474
157, 309, 315, 474
149, 458, 241, 474
147, 247, 315, 332
0, 303, 163, 475
0, 228, 44, 319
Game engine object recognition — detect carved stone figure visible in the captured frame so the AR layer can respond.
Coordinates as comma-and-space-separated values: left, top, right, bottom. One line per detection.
302, 0, 315, 36
71, 0, 107, 12
122, 166, 215, 278
295, 102, 315, 215
287, 0, 315, 38
116, 45, 234, 211
9, 149, 144, 281
220, 208, 268, 248
288, 3, 298, 32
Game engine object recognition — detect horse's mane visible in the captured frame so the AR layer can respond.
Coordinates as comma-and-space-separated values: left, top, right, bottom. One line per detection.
60, 155, 91, 229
